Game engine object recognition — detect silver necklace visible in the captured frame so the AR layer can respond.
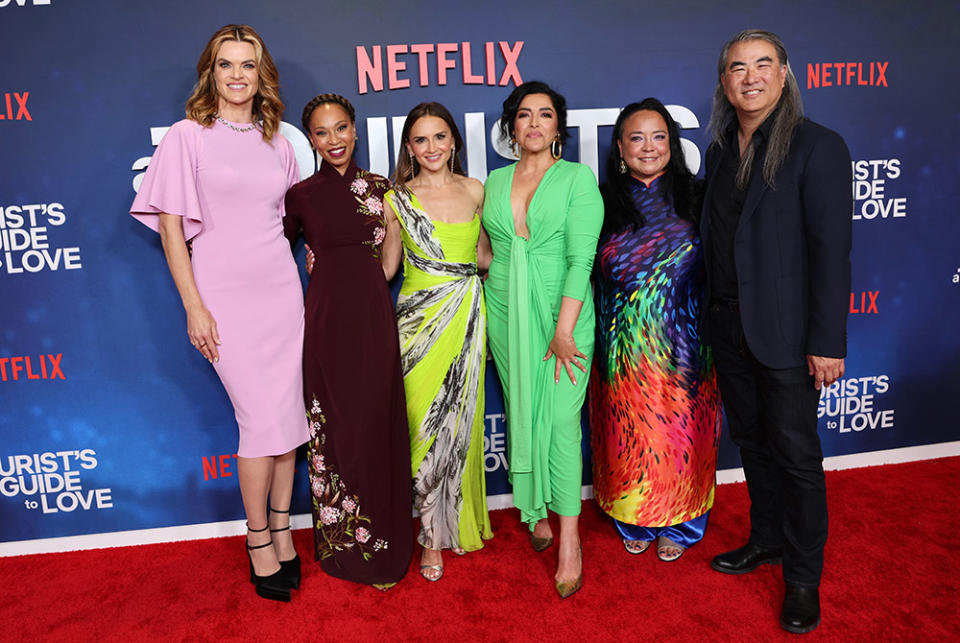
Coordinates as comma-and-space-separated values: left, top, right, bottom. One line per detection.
215, 115, 257, 132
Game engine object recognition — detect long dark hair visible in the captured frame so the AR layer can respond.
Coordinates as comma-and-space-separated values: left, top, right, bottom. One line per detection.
601, 98, 701, 235
707, 29, 804, 189
393, 102, 465, 184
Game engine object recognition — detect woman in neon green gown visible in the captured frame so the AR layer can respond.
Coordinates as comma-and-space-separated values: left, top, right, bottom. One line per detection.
382, 102, 493, 582
482, 82, 603, 598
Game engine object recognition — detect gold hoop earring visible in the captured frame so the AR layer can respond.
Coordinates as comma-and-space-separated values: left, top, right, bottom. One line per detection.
449, 145, 456, 172
551, 137, 562, 160
408, 150, 416, 181
619, 158, 627, 174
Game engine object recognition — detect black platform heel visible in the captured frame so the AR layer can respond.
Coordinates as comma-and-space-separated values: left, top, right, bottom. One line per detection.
246, 523, 291, 602
270, 507, 301, 590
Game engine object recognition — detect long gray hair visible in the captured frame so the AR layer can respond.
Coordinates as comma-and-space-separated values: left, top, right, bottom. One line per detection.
707, 29, 804, 189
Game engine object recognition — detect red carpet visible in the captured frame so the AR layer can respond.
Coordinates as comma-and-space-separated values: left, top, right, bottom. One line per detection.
2, 457, 958, 641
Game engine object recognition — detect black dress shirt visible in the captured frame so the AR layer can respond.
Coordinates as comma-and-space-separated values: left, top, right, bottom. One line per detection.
708, 111, 777, 301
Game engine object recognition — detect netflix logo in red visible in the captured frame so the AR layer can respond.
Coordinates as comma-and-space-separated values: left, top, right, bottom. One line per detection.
202, 454, 301, 480
202, 453, 238, 480
850, 291, 879, 314
0, 353, 64, 381
356, 41, 523, 94
0, 92, 31, 121
807, 62, 888, 89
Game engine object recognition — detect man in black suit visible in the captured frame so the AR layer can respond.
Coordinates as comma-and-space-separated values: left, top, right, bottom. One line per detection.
701, 29, 852, 634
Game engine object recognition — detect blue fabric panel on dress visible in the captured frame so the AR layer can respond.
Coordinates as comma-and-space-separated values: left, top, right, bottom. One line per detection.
614, 510, 710, 548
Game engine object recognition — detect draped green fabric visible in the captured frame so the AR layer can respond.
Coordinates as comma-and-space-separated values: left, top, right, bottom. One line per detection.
483, 160, 603, 524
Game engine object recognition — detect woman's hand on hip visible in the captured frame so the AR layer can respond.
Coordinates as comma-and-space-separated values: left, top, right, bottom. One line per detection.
544, 333, 586, 385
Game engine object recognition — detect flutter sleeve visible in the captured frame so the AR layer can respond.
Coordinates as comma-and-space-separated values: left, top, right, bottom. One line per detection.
130, 119, 205, 241
561, 163, 604, 300
277, 135, 301, 220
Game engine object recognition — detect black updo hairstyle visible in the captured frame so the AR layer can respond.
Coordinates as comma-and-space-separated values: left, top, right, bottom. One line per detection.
301, 93, 356, 132
497, 80, 569, 145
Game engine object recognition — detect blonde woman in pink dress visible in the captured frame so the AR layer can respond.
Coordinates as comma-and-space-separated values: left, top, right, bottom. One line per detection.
130, 24, 308, 603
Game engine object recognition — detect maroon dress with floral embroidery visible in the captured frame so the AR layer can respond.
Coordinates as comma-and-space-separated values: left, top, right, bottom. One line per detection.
284, 160, 413, 586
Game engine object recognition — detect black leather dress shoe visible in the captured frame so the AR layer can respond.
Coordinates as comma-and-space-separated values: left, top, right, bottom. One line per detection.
780, 584, 820, 634
710, 542, 783, 574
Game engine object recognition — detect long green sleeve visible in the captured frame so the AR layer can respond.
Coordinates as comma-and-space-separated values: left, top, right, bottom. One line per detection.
561, 164, 604, 301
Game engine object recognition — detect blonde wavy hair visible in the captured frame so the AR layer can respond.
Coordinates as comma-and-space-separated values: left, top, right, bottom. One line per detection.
185, 24, 284, 142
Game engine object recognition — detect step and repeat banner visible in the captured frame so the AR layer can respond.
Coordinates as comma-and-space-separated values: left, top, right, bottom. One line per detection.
2, 0, 958, 547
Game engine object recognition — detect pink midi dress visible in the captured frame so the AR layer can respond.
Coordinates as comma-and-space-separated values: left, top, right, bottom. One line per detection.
131, 118, 309, 457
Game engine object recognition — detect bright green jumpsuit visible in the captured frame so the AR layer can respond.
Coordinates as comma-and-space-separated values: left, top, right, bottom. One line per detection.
482, 160, 604, 527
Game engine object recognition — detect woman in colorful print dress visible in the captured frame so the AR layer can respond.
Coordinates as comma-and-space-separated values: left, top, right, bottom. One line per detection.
283, 94, 413, 588
589, 98, 722, 562
131, 25, 308, 603
482, 81, 604, 598
380, 102, 493, 582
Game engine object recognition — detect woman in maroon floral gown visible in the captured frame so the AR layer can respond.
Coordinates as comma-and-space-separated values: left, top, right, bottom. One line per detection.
283, 94, 412, 587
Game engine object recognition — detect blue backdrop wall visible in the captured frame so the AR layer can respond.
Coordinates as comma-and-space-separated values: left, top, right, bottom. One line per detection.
2, 0, 958, 547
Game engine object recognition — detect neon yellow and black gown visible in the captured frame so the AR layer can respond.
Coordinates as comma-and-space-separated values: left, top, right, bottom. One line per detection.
387, 185, 492, 552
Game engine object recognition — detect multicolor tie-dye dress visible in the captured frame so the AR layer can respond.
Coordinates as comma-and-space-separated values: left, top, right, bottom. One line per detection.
385, 185, 492, 553
589, 175, 721, 544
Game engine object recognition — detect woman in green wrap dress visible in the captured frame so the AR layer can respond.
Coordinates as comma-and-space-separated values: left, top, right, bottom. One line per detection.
482, 81, 603, 598
381, 102, 493, 582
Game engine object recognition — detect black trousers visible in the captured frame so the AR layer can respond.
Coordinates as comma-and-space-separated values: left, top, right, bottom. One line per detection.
709, 302, 827, 587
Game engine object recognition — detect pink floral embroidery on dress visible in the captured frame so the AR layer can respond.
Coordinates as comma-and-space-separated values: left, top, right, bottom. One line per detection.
307, 397, 388, 561
319, 506, 341, 525
350, 177, 368, 195
364, 196, 383, 214
351, 169, 390, 260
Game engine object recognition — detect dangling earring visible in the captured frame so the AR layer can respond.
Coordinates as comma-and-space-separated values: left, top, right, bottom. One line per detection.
314, 149, 322, 172
510, 137, 518, 158
449, 145, 456, 172
551, 136, 562, 160
408, 150, 416, 181
618, 158, 627, 174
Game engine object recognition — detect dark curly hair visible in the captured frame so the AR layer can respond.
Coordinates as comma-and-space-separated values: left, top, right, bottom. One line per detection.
497, 80, 569, 146
600, 98, 702, 235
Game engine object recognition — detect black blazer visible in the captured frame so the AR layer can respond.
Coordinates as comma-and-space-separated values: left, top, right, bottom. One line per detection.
701, 118, 853, 369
